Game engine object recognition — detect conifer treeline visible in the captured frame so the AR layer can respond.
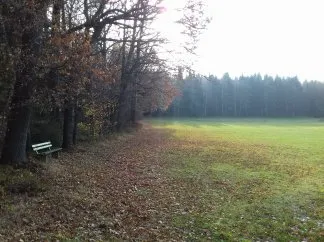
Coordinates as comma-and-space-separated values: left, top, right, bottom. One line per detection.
165, 73, 324, 117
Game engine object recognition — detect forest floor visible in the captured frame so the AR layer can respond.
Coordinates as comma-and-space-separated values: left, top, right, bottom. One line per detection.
0, 123, 192, 241
0, 119, 323, 241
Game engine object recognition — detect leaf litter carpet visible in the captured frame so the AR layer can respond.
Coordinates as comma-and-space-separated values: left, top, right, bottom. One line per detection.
0, 124, 190, 241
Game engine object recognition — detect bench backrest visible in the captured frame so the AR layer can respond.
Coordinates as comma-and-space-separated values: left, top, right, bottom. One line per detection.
32, 141, 52, 154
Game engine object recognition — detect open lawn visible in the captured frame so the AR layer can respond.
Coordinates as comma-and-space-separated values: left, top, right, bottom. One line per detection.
150, 118, 324, 241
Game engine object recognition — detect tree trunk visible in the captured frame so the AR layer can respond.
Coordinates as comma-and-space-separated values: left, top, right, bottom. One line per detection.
130, 81, 137, 124
73, 106, 78, 145
221, 85, 224, 116
234, 83, 237, 116
62, 106, 75, 149
26, 126, 32, 152
0, 83, 32, 165
204, 92, 207, 117
116, 88, 128, 131
0, 1, 46, 165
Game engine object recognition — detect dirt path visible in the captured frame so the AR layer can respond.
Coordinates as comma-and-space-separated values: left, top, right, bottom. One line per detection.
0, 124, 185, 241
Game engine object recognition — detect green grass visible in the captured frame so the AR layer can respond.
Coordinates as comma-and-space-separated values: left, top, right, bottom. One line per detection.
150, 118, 324, 241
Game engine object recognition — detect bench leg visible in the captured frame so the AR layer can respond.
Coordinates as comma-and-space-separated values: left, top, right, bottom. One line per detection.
52, 152, 59, 159
45, 154, 51, 162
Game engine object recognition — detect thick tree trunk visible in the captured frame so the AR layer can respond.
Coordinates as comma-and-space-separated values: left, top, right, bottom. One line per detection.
73, 107, 78, 145
0, 83, 32, 165
62, 106, 75, 149
26, 126, 32, 152
0, 1, 46, 165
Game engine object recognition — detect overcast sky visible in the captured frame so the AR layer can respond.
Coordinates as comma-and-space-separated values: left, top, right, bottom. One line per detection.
157, 0, 324, 81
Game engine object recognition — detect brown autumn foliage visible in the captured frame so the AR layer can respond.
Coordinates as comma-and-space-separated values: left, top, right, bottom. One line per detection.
34, 33, 117, 110
1, 0, 190, 163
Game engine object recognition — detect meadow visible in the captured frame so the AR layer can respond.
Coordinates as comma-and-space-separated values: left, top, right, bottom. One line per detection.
150, 118, 324, 241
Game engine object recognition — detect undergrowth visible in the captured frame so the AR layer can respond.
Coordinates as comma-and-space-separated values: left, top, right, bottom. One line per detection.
0, 163, 46, 198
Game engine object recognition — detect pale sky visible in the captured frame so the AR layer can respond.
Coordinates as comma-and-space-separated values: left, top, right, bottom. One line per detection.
156, 0, 324, 81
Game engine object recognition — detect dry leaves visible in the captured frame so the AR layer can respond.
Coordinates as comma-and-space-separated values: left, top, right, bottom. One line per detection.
0, 124, 186, 241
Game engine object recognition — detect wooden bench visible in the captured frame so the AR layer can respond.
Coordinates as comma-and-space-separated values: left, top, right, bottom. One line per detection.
32, 141, 62, 162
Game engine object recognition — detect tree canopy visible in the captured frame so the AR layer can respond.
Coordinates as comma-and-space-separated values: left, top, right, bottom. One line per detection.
0, 0, 208, 165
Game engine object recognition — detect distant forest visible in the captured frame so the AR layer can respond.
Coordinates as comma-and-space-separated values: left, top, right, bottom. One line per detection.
163, 73, 324, 117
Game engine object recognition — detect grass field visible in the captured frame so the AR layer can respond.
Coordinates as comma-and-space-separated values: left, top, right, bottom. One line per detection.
150, 118, 324, 241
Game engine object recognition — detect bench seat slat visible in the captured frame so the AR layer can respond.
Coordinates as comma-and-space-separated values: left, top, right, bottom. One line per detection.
33, 144, 52, 151
40, 148, 62, 155
32, 142, 51, 148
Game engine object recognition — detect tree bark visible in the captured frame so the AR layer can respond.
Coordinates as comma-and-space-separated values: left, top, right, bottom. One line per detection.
72, 106, 78, 145
116, 86, 128, 131
116, 16, 129, 131
62, 106, 75, 149
0, 2, 45, 165
130, 81, 137, 124
0, 82, 32, 165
